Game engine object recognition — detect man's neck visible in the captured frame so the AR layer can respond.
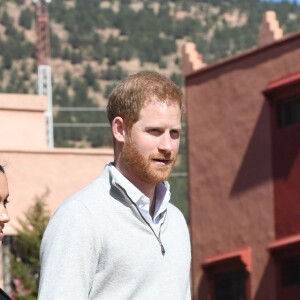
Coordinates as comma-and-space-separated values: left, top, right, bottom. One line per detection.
114, 160, 157, 211
149, 192, 156, 219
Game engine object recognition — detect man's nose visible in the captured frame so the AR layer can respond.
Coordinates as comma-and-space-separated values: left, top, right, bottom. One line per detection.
158, 133, 172, 152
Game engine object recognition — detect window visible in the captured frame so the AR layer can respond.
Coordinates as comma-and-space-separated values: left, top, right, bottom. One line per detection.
264, 71, 300, 129
277, 95, 300, 128
214, 269, 247, 300
202, 247, 251, 300
268, 234, 300, 299
281, 255, 300, 287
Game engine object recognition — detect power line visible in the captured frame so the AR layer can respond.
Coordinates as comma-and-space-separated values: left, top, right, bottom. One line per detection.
171, 172, 188, 177
54, 123, 110, 128
53, 107, 107, 112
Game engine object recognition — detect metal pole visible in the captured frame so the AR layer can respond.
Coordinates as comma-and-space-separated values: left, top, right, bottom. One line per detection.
34, 0, 54, 147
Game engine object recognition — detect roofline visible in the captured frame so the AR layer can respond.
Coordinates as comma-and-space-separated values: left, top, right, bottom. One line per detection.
263, 71, 300, 95
0, 93, 47, 112
0, 148, 113, 156
185, 31, 300, 80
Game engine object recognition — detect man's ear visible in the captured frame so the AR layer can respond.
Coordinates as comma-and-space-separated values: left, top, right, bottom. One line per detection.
112, 117, 126, 143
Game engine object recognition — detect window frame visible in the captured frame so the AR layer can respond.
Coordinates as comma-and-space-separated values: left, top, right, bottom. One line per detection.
202, 247, 252, 300
263, 71, 300, 130
268, 234, 300, 298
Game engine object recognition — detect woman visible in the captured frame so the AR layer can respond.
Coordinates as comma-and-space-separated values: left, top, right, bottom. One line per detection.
0, 165, 12, 300
0, 166, 9, 241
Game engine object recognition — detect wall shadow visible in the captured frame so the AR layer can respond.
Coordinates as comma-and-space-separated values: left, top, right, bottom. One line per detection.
253, 258, 276, 300
230, 100, 299, 196
230, 101, 273, 195
196, 273, 210, 300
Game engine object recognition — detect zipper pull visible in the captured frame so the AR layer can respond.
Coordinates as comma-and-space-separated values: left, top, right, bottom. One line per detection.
160, 242, 165, 256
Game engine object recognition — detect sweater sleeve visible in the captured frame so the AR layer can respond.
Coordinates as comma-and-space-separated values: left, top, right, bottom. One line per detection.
38, 200, 99, 300
185, 279, 191, 300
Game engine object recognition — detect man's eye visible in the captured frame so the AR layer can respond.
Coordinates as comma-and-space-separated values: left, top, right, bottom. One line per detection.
170, 130, 180, 138
148, 129, 161, 136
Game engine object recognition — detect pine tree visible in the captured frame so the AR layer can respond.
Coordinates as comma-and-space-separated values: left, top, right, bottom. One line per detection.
19, 8, 33, 30
10, 192, 50, 300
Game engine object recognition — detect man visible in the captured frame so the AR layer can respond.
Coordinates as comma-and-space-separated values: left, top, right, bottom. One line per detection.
38, 71, 191, 299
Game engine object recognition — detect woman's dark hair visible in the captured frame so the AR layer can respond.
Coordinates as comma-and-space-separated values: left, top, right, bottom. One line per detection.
0, 165, 5, 174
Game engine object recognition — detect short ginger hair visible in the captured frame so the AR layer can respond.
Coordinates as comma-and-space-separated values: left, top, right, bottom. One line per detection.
107, 71, 183, 129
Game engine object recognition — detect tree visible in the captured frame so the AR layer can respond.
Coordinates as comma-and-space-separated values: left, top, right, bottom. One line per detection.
104, 82, 117, 98
64, 71, 72, 86
50, 32, 61, 58
2, 49, 13, 69
10, 193, 51, 300
101, 65, 128, 81
170, 72, 183, 87
61, 47, 70, 60
0, 11, 13, 28
70, 51, 82, 64
19, 8, 33, 30
83, 64, 97, 87
91, 33, 105, 62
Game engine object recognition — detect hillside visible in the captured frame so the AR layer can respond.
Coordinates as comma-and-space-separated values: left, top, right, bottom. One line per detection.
0, 0, 300, 148
0, 0, 300, 147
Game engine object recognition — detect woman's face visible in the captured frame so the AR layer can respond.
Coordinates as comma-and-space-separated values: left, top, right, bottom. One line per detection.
0, 172, 10, 241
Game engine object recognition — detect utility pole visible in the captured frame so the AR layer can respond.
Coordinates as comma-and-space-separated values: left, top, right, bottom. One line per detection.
33, 0, 54, 147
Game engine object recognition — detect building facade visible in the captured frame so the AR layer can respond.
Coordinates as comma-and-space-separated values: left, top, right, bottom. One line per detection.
183, 11, 300, 300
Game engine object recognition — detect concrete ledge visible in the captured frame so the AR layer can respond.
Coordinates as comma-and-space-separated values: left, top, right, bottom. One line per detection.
0, 94, 47, 112
268, 234, 300, 253
202, 247, 252, 273
0, 147, 113, 156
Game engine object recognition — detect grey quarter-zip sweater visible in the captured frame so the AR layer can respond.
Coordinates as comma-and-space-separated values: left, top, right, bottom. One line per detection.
38, 165, 191, 300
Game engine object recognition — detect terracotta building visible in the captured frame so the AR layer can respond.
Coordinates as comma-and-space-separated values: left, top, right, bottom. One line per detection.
182, 11, 300, 300
0, 93, 113, 288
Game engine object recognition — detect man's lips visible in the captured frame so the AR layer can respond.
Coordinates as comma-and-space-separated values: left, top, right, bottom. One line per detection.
152, 158, 173, 165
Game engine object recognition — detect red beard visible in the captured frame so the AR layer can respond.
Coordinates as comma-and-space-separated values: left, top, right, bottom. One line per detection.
122, 137, 177, 185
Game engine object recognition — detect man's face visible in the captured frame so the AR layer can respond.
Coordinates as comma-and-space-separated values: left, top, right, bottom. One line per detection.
122, 100, 181, 186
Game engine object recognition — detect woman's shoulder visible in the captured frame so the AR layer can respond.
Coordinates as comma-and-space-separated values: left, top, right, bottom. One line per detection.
0, 289, 11, 300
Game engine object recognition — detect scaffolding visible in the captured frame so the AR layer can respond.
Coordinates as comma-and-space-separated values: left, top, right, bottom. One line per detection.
33, 0, 54, 147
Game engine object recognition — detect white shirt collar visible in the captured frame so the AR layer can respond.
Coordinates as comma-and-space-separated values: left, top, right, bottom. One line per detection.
108, 163, 170, 228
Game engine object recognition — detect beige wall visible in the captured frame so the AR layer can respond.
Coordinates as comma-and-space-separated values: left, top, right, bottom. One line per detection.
1, 148, 113, 235
0, 94, 114, 235
0, 94, 48, 150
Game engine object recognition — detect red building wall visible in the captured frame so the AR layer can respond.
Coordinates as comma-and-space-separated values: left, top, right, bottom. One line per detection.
274, 123, 300, 238
185, 32, 300, 300
265, 75, 300, 299
266, 76, 300, 239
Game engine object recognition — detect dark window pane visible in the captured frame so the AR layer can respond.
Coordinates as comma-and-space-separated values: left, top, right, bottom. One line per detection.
277, 94, 300, 128
281, 256, 300, 287
214, 270, 247, 300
